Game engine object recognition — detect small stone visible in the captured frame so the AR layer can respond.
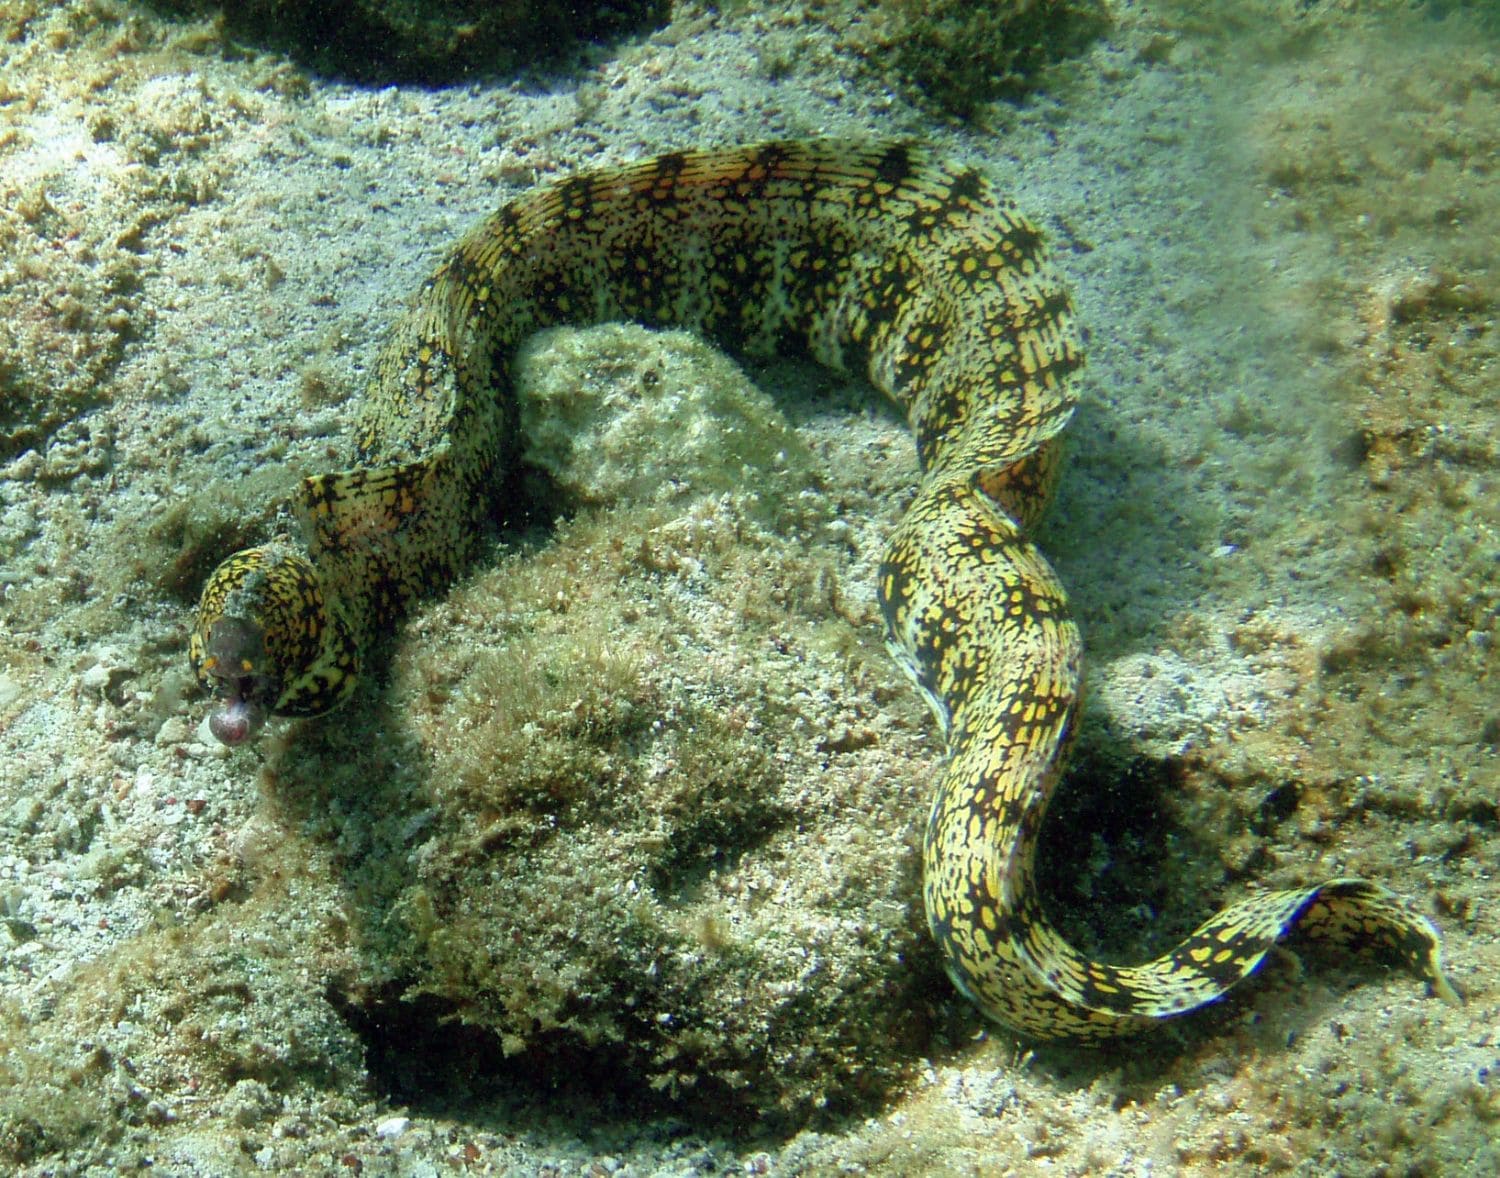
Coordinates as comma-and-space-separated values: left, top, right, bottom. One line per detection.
155, 716, 190, 745
80, 662, 114, 693
81, 650, 137, 705
225, 1078, 279, 1128
375, 1115, 410, 1140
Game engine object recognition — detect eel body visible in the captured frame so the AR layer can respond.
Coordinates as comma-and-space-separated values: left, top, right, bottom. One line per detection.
190, 141, 1454, 1039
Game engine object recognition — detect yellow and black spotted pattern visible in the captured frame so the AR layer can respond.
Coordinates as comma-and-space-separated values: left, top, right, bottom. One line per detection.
191, 141, 1455, 1037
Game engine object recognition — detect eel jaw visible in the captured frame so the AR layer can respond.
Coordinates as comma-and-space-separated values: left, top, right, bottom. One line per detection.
208, 692, 269, 746
195, 615, 282, 746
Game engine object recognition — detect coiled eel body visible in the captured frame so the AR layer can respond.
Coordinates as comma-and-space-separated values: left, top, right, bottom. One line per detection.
190, 141, 1454, 1039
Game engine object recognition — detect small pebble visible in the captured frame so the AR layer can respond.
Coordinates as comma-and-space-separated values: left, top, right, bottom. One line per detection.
375, 1116, 411, 1140
156, 716, 190, 746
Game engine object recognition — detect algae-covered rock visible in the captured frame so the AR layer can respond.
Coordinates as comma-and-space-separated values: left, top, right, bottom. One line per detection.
283, 325, 945, 1126
519, 325, 815, 510
0, 853, 364, 1169
855, 0, 1108, 119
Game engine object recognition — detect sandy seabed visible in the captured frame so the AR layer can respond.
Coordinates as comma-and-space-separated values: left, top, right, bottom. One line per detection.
1, 0, 1496, 1173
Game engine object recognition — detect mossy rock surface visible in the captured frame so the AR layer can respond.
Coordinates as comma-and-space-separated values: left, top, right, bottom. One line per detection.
272, 326, 946, 1126
853, 0, 1109, 119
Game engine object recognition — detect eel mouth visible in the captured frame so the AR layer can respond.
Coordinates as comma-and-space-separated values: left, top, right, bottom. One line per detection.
198, 616, 281, 746
209, 691, 269, 746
